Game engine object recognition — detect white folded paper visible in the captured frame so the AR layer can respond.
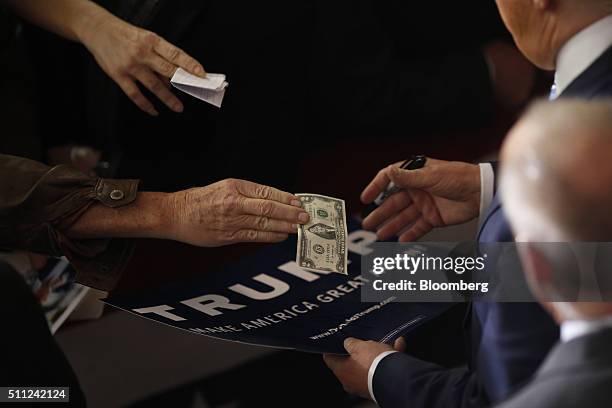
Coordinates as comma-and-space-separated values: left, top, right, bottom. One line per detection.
170, 68, 229, 108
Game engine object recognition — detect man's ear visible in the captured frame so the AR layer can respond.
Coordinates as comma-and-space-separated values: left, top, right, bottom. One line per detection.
519, 242, 554, 300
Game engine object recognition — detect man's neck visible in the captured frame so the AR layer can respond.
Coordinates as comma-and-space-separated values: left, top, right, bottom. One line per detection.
560, 313, 612, 343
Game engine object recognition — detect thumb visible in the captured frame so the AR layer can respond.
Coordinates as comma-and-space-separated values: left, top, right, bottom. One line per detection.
387, 166, 433, 190
343, 337, 362, 354
393, 337, 407, 352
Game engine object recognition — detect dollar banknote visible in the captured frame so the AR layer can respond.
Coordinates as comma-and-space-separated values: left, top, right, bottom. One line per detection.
296, 194, 348, 275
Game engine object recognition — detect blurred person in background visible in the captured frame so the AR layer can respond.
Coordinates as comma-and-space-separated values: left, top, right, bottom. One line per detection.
498, 99, 612, 408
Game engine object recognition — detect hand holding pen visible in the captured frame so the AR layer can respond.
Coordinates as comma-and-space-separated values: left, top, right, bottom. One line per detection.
360, 157, 482, 242
361, 155, 427, 219
373, 156, 428, 206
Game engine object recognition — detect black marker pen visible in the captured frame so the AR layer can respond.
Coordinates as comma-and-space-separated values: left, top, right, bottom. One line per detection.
362, 155, 427, 218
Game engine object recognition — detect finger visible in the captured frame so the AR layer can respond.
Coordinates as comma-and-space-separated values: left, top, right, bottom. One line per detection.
387, 166, 434, 190
155, 73, 173, 91
361, 165, 394, 204
343, 337, 363, 354
115, 76, 158, 116
363, 190, 412, 230
394, 337, 407, 352
146, 53, 178, 78
230, 230, 289, 244
235, 180, 303, 207
323, 354, 339, 365
134, 68, 184, 112
376, 205, 420, 241
398, 218, 434, 242
242, 216, 299, 234
154, 37, 206, 77
323, 354, 346, 370
241, 198, 309, 224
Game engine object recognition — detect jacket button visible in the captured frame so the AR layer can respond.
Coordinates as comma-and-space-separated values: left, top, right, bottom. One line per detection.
110, 189, 125, 200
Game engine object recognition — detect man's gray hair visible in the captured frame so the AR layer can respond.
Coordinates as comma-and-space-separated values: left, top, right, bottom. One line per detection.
501, 98, 612, 241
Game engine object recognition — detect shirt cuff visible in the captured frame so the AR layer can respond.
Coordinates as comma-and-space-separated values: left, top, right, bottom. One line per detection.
478, 163, 494, 227
368, 350, 397, 403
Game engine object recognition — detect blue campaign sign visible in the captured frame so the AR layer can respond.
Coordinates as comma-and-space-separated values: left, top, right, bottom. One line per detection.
105, 221, 452, 354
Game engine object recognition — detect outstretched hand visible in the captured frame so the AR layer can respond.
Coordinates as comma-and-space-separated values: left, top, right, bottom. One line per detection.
166, 179, 310, 247
361, 159, 481, 241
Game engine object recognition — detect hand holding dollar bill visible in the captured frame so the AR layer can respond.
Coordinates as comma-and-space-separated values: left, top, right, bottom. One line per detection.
296, 194, 348, 275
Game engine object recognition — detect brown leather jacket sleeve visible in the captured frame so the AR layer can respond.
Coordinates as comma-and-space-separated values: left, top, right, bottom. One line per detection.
0, 154, 139, 291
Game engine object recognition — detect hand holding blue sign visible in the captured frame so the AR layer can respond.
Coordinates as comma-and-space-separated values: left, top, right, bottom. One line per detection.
324, 337, 407, 400
361, 159, 481, 242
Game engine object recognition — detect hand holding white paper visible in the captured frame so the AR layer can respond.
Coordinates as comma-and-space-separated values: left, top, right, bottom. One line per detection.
170, 68, 229, 108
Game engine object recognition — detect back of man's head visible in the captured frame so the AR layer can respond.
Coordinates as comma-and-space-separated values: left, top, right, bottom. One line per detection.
501, 98, 612, 242
500, 99, 612, 320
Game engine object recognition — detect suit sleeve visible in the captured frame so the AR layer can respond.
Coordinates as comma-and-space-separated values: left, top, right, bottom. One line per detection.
373, 352, 487, 408
489, 161, 499, 192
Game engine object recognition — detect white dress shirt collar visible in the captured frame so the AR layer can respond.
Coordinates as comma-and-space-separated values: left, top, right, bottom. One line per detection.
554, 13, 612, 96
561, 315, 612, 343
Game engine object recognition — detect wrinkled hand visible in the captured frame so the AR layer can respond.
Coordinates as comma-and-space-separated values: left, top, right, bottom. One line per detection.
80, 12, 205, 115
361, 159, 481, 241
324, 337, 406, 400
166, 179, 310, 247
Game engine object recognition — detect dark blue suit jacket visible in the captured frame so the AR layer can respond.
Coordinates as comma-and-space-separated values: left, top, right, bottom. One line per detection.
372, 45, 612, 408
